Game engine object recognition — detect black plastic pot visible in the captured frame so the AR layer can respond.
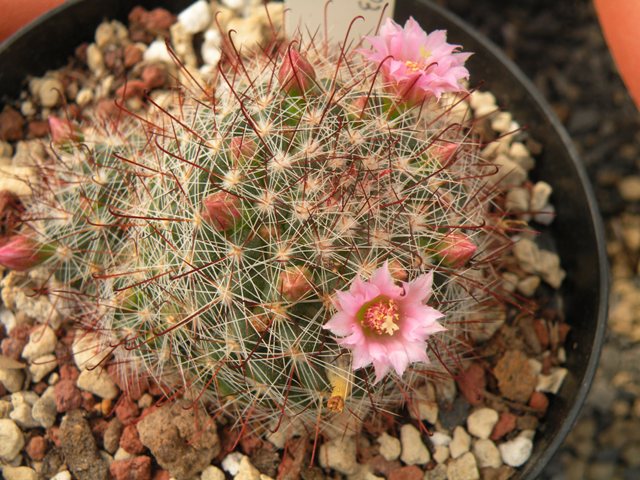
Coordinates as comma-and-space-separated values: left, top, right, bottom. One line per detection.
0, 1, 608, 478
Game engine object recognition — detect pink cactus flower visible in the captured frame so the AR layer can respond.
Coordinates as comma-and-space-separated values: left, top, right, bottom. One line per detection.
360, 17, 471, 104
48, 116, 82, 145
0, 235, 53, 271
324, 263, 445, 383
278, 48, 316, 95
436, 233, 477, 267
201, 192, 241, 231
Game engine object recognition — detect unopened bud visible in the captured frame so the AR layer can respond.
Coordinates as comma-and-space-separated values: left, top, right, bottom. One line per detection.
278, 48, 316, 96
436, 232, 476, 268
0, 235, 54, 271
279, 266, 312, 301
48, 116, 82, 145
201, 192, 241, 231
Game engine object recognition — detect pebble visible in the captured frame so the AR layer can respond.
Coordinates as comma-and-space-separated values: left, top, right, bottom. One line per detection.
51, 472, 72, 480
22, 325, 57, 361
222, 452, 245, 476
517, 276, 540, 297
424, 463, 447, 480
467, 408, 499, 439
377, 432, 401, 461
318, 436, 358, 475
235, 455, 261, 480
29, 353, 57, 383
9, 392, 39, 429
618, 176, 640, 202
103, 418, 123, 454
433, 445, 450, 464
178, 0, 212, 34
399, 424, 430, 465
227, 17, 264, 52
114, 446, 134, 461
143, 40, 174, 64
431, 432, 452, 446
0, 107, 25, 142
0, 367, 25, 393
493, 350, 537, 403
0, 399, 11, 418
31, 386, 56, 428
508, 142, 535, 170
493, 154, 527, 186
536, 367, 569, 394
76, 366, 119, 399
72, 332, 108, 371
472, 439, 502, 468
0, 419, 24, 461
530, 181, 553, 211
201, 465, 226, 480
411, 383, 438, 423
87, 43, 106, 77
505, 187, 530, 213
1, 466, 38, 480
202, 29, 223, 67
498, 432, 533, 467
450, 426, 472, 459
76, 88, 94, 107
60, 410, 108, 480
447, 451, 480, 480
469, 91, 497, 111
36, 78, 64, 108
490, 112, 513, 133
0, 308, 17, 332
109, 456, 152, 480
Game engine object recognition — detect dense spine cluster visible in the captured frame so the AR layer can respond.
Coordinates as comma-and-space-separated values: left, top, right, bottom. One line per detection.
18, 32, 513, 434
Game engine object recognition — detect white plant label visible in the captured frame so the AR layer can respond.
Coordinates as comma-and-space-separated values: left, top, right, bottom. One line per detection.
284, 0, 396, 45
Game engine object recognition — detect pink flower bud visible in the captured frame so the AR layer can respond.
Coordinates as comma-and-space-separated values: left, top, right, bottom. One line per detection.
0, 235, 54, 271
278, 48, 316, 95
432, 143, 459, 164
48, 116, 82, 145
201, 192, 241, 231
436, 233, 477, 268
279, 266, 312, 301
229, 136, 258, 162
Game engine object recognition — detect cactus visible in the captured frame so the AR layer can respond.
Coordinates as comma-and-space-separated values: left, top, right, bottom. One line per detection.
14, 18, 516, 435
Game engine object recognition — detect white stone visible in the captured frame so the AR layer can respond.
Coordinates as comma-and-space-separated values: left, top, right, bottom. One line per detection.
0, 368, 25, 393
513, 238, 540, 274
87, 44, 105, 76
144, 40, 174, 64
536, 367, 568, 394
411, 383, 438, 424
449, 426, 471, 459
499, 433, 533, 467
517, 276, 540, 297
9, 392, 39, 429
222, 0, 246, 10
0, 419, 25, 462
202, 465, 226, 480
76, 88, 94, 107
399, 424, 430, 465
501, 272, 519, 293
377, 432, 401, 461
227, 17, 264, 52
2, 466, 38, 480
222, 452, 246, 476
493, 154, 527, 186
72, 332, 109, 371
318, 436, 358, 475
505, 187, 530, 213
202, 30, 222, 67
472, 439, 502, 469
0, 308, 17, 332
508, 142, 535, 171
77, 366, 119, 399
447, 451, 479, 480
467, 408, 499, 440
431, 432, 452, 447
235, 455, 261, 480
31, 387, 56, 428
178, 0, 212, 34
469, 91, 496, 111
51, 471, 72, 480
530, 181, 553, 212
37, 78, 63, 108
533, 203, 556, 226
491, 112, 512, 133
22, 325, 57, 361
537, 250, 566, 289
28, 354, 57, 383
433, 445, 449, 464
114, 447, 134, 461
0, 399, 11, 418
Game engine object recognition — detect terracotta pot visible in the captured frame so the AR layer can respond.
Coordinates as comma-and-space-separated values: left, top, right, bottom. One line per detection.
0, 0, 64, 42
594, 0, 640, 108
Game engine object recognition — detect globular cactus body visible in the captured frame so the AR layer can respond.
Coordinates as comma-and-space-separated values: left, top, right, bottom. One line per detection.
18, 18, 513, 434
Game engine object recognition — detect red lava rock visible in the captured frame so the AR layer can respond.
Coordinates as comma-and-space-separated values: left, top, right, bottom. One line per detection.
276, 436, 308, 480
491, 412, 517, 441
541, 355, 553, 375
33, 381, 48, 395
128, 6, 175, 42
0, 106, 25, 141
110, 455, 152, 480
75, 43, 89, 64
533, 319, 550, 349
82, 391, 97, 411
493, 350, 537, 403
456, 362, 486, 406
558, 323, 571, 344
142, 64, 168, 90
28, 120, 50, 138
368, 455, 402, 477
388, 465, 424, 480
47, 426, 61, 448
107, 365, 149, 401
529, 391, 550, 416
239, 432, 263, 456
142, 8, 175, 33
116, 80, 148, 100
54, 379, 83, 413
59, 364, 79, 381
104, 48, 125, 73
124, 44, 144, 69
0, 190, 25, 234
96, 99, 120, 119
0, 383, 6, 397
26, 435, 48, 461
1, 323, 30, 360
116, 396, 140, 425
120, 424, 145, 454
